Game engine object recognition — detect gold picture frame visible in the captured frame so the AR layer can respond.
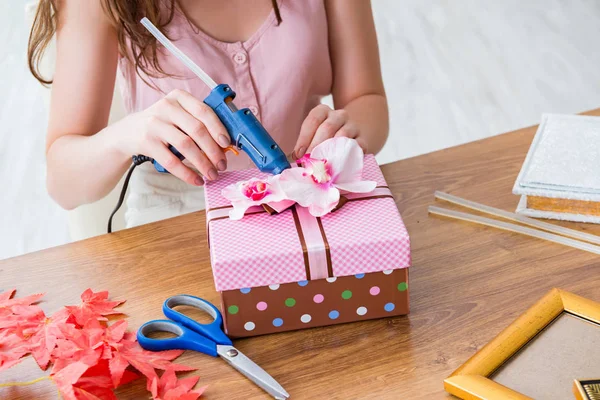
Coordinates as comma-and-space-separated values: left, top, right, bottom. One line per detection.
574, 379, 600, 400
444, 288, 600, 400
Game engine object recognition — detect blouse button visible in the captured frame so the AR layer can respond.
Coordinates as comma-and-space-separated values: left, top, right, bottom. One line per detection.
233, 52, 247, 64
249, 106, 258, 115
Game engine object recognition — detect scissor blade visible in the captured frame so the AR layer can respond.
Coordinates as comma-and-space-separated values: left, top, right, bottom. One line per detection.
217, 345, 289, 400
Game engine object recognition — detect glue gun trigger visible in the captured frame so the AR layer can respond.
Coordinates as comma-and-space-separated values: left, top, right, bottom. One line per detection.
224, 145, 240, 156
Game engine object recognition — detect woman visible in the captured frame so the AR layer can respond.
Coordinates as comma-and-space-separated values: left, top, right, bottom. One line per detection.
28, 0, 388, 228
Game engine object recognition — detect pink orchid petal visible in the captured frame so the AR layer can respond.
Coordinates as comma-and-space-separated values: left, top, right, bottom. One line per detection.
278, 168, 320, 206
311, 137, 364, 184
279, 168, 340, 216
308, 187, 340, 217
335, 180, 377, 193
220, 185, 247, 202
226, 138, 372, 219
228, 203, 252, 221
222, 176, 288, 220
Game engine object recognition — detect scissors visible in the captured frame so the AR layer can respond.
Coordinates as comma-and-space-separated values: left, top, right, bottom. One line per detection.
137, 295, 290, 399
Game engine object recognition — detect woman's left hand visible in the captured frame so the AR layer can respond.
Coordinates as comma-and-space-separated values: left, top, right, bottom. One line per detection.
293, 104, 361, 159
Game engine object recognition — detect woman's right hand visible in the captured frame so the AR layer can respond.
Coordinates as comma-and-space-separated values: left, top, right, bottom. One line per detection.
114, 89, 230, 186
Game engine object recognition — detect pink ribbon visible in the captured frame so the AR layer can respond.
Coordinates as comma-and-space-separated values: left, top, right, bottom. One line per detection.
207, 186, 394, 281
206, 205, 263, 223
342, 186, 394, 200
294, 204, 330, 280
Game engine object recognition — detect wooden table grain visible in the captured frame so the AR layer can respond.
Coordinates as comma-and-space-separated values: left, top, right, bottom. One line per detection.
2, 109, 600, 400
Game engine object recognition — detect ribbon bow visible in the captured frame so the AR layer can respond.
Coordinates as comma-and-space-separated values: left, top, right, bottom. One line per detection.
212, 137, 392, 280
208, 185, 394, 280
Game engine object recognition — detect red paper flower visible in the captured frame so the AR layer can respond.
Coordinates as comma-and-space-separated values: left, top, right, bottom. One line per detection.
28, 308, 74, 370
0, 288, 204, 399
0, 289, 44, 310
65, 289, 125, 326
51, 361, 90, 399
115, 337, 194, 384
51, 321, 104, 372
0, 330, 30, 371
150, 367, 207, 400
71, 359, 138, 400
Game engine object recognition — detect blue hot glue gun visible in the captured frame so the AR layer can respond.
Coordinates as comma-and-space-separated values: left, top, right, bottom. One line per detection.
141, 18, 291, 176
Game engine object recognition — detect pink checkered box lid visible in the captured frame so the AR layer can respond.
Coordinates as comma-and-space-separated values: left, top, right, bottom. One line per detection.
204, 155, 411, 292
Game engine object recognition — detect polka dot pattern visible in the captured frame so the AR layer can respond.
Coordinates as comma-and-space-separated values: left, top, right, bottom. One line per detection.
228, 305, 239, 314
207, 156, 412, 338
317, 180, 411, 279
221, 268, 409, 337
285, 298, 296, 307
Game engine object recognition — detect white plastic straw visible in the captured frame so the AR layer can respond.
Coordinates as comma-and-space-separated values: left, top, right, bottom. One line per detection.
141, 17, 217, 89
434, 191, 600, 245
428, 206, 600, 255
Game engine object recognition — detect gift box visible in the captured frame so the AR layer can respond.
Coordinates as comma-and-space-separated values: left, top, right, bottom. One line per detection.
204, 154, 411, 338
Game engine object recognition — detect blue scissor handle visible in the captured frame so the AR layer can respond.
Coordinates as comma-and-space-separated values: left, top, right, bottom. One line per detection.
163, 295, 232, 347
137, 319, 218, 356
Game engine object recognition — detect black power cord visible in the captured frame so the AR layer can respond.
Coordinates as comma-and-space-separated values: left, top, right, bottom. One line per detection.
107, 155, 153, 233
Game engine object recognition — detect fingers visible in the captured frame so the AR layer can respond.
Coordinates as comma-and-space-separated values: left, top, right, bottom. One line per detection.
167, 89, 231, 148
296, 105, 355, 157
153, 144, 205, 186
295, 104, 330, 158
307, 109, 348, 152
335, 120, 359, 139
157, 99, 226, 172
149, 119, 215, 184
335, 122, 366, 152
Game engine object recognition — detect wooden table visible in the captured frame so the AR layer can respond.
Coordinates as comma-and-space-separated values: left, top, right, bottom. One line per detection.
3, 110, 600, 399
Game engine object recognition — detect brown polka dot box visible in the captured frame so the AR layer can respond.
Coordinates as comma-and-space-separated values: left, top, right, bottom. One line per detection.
204, 139, 411, 338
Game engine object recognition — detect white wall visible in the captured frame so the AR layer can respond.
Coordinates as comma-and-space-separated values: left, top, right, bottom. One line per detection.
0, 0, 69, 260
373, 0, 600, 164
1, 0, 599, 260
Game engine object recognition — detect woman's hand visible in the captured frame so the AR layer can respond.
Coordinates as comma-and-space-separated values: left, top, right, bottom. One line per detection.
115, 89, 230, 186
293, 104, 361, 159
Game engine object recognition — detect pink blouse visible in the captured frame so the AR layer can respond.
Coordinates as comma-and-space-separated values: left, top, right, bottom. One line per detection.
117, 0, 333, 171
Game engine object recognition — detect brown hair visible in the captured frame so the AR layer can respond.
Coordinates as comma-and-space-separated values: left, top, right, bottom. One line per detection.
28, 0, 282, 86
